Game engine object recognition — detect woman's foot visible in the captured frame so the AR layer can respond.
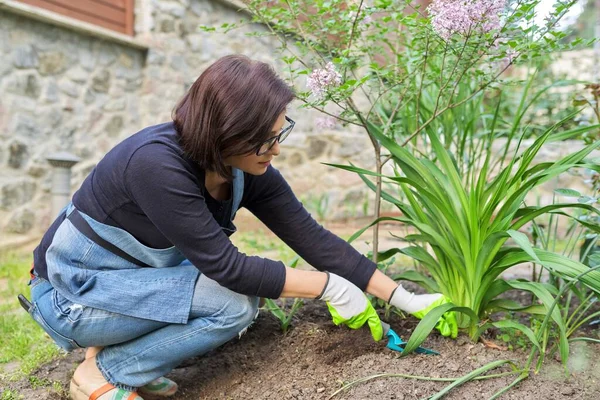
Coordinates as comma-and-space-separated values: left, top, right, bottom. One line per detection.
85, 346, 103, 359
82, 349, 178, 397
70, 356, 143, 400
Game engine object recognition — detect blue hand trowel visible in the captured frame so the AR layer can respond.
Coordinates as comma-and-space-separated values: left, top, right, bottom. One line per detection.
381, 322, 439, 355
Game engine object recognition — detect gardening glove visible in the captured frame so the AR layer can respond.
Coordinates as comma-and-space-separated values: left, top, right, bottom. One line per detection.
318, 272, 384, 341
389, 285, 458, 339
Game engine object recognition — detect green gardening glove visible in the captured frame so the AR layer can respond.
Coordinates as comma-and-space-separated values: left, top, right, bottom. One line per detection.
389, 285, 458, 339
410, 295, 458, 338
318, 272, 383, 341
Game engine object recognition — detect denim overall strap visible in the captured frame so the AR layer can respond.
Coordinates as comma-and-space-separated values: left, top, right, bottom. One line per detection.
66, 203, 185, 269
231, 168, 244, 219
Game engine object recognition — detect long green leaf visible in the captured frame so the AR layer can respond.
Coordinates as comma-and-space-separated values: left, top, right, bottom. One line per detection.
429, 360, 519, 400
485, 299, 546, 315
511, 203, 600, 230
400, 304, 478, 356
507, 230, 541, 264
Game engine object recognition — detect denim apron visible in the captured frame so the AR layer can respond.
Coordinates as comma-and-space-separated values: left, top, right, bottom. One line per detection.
44, 168, 244, 325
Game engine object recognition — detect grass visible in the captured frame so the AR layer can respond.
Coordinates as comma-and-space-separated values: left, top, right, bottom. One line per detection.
0, 251, 64, 381
232, 229, 299, 266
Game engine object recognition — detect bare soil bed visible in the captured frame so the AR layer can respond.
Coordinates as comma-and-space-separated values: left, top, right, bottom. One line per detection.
4, 299, 599, 400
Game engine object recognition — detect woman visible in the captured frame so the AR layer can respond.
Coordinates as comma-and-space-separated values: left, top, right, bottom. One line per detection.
27, 55, 456, 400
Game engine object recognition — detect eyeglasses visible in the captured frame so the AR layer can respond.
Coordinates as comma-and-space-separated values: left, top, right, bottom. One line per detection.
255, 116, 295, 156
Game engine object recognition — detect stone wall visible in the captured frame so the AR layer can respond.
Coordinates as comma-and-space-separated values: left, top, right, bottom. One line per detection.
1, 1, 597, 248
0, 0, 375, 247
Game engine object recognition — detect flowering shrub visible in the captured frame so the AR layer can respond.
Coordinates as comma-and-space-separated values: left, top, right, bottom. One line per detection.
306, 62, 342, 100
428, 0, 506, 40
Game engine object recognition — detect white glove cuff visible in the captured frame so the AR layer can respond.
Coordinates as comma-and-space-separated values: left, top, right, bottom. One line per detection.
316, 272, 330, 300
388, 284, 415, 311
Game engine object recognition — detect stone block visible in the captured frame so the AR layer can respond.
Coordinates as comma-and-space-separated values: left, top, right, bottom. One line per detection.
96, 45, 117, 67
334, 135, 368, 157
179, 18, 200, 36
124, 77, 143, 91
39, 108, 63, 129
307, 138, 328, 160
58, 80, 80, 98
91, 70, 111, 93
13, 45, 38, 69
105, 115, 124, 137
84, 89, 96, 105
10, 114, 42, 139
156, 1, 186, 18
103, 98, 126, 112
3, 73, 41, 99
4, 207, 35, 234
79, 48, 96, 71
185, 34, 204, 52
42, 81, 59, 103
27, 162, 48, 178
147, 49, 166, 65
287, 152, 305, 167
7, 140, 28, 169
38, 52, 68, 75
169, 54, 188, 71
115, 54, 143, 80
0, 180, 37, 211
190, 0, 213, 17
159, 18, 176, 33
68, 66, 90, 83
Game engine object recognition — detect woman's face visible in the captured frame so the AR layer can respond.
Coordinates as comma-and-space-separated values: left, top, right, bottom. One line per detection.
224, 111, 286, 176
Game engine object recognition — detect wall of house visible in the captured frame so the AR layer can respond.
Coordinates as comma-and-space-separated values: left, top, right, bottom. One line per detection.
0, 0, 375, 247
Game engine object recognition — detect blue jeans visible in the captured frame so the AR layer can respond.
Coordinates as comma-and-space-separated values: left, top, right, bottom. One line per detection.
29, 273, 259, 391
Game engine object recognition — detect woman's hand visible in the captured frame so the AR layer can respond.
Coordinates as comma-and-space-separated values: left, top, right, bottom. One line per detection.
389, 285, 458, 338
318, 272, 383, 341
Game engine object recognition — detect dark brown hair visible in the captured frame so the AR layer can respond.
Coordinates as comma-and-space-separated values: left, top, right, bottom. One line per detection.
173, 55, 295, 179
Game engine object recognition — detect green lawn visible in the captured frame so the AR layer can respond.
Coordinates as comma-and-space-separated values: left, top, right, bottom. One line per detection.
0, 251, 64, 381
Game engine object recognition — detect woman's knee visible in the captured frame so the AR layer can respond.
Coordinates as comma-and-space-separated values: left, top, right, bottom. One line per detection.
222, 295, 259, 332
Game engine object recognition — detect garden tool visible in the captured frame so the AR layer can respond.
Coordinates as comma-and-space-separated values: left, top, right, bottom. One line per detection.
381, 321, 439, 355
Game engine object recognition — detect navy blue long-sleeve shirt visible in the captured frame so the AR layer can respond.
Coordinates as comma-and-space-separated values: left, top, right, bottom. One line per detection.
33, 122, 377, 299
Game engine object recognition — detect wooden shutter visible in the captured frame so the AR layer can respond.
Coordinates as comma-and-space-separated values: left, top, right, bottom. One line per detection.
16, 0, 134, 35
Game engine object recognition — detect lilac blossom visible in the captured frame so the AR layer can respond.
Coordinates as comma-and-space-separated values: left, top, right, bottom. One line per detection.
428, 0, 507, 40
307, 62, 342, 100
315, 116, 338, 130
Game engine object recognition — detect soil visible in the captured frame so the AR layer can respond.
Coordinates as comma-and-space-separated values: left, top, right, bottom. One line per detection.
4, 215, 599, 399
3, 300, 599, 400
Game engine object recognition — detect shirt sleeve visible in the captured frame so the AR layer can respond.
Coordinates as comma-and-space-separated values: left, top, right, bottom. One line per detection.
243, 166, 377, 291
124, 143, 287, 299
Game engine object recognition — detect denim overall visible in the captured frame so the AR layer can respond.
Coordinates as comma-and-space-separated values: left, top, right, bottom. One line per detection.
28, 168, 259, 390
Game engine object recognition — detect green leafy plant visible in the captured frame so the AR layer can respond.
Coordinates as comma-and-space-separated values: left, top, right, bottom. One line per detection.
332, 83, 600, 343
263, 257, 304, 333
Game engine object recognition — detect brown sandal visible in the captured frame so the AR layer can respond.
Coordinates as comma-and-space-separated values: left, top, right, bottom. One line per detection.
70, 380, 143, 400
69, 357, 143, 400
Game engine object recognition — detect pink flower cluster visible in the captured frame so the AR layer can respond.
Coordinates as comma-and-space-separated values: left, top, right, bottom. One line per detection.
307, 62, 342, 100
315, 116, 337, 130
427, 0, 507, 40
